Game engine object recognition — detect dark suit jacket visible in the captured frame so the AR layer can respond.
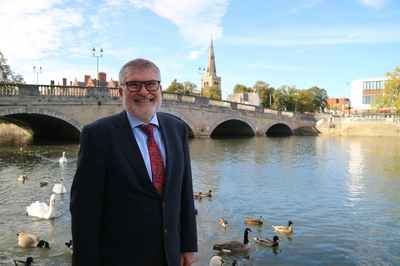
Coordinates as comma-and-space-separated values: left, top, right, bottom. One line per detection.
70, 111, 198, 265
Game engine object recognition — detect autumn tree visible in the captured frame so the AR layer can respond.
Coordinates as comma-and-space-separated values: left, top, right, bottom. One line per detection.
253, 80, 274, 108
203, 84, 222, 99
371, 66, 400, 118
272, 85, 298, 111
233, 84, 253, 93
182, 81, 197, 94
0, 50, 25, 83
165, 79, 185, 93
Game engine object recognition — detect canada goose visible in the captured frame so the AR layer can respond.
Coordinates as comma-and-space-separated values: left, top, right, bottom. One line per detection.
65, 240, 73, 254
53, 177, 67, 194
272, 221, 294, 233
213, 228, 252, 253
195, 208, 198, 215
59, 152, 67, 163
201, 190, 213, 197
16, 231, 50, 248
13, 257, 36, 266
254, 235, 281, 247
18, 175, 27, 182
244, 215, 263, 225
40, 182, 48, 187
219, 217, 228, 228
26, 194, 56, 219
194, 192, 203, 199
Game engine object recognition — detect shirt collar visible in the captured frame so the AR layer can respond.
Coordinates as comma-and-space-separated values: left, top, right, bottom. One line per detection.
126, 111, 159, 129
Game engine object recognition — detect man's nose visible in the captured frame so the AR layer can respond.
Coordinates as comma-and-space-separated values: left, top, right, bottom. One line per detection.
137, 83, 148, 94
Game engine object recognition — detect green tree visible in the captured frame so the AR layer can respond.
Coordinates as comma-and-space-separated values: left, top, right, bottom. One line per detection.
253, 80, 274, 108
165, 79, 184, 93
203, 84, 221, 99
233, 84, 253, 93
307, 86, 328, 113
0, 50, 25, 83
371, 66, 400, 118
182, 81, 197, 95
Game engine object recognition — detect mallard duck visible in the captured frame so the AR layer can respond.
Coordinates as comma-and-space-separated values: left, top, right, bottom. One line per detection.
219, 217, 228, 228
254, 235, 280, 247
213, 228, 252, 253
13, 257, 36, 266
40, 182, 48, 187
65, 240, 73, 254
18, 175, 27, 182
26, 194, 56, 219
194, 192, 203, 199
272, 221, 294, 233
244, 215, 263, 225
201, 190, 213, 197
53, 177, 67, 194
210, 255, 224, 266
16, 231, 50, 248
59, 151, 67, 163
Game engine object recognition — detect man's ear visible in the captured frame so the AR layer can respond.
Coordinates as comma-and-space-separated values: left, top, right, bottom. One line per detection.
118, 87, 123, 99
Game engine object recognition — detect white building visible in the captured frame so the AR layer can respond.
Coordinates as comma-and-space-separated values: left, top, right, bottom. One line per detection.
350, 77, 388, 114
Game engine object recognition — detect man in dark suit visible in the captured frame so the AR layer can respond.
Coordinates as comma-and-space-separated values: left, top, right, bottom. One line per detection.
70, 58, 198, 265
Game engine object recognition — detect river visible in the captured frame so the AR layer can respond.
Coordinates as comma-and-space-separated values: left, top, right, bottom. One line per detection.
0, 135, 399, 265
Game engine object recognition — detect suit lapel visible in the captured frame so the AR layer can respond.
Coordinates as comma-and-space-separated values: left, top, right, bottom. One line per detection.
114, 111, 159, 195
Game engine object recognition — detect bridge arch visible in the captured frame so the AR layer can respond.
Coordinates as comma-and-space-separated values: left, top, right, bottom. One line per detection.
264, 121, 294, 137
0, 107, 82, 140
159, 108, 196, 138
209, 117, 255, 137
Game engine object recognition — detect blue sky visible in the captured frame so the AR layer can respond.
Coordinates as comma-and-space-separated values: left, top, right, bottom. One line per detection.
1, 0, 399, 100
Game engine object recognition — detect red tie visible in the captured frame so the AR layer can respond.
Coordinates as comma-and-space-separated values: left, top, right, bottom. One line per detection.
139, 124, 165, 196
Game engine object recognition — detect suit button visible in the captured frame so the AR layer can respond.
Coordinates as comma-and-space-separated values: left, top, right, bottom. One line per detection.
162, 202, 165, 206
164, 229, 167, 233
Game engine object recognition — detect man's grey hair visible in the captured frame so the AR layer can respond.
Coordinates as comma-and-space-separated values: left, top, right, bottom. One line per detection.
118, 58, 161, 86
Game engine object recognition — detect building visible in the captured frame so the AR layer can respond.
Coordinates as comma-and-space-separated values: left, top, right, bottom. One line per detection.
325, 98, 351, 116
350, 77, 391, 116
226, 92, 261, 106
50, 72, 118, 88
201, 39, 221, 98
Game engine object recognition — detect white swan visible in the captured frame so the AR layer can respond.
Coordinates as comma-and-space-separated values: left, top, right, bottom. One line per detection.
53, 177, 67, 194
26, 194, 56, 219
59, 152, 67, 163
210, 256, 224, 266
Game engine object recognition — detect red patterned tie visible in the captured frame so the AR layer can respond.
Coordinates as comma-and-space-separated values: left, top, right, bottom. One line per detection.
139, 124, 165, 196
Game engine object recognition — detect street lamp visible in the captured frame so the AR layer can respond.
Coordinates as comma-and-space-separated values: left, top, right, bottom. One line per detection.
92, 47, 103, 87
33, 66, 42, 85
198, 67, 205, 96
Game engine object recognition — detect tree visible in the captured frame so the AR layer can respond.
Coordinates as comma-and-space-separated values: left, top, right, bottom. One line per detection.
182, 81, 197, 95
371, 66, 400, 118
0, 50, 25, 83
165, 79, 185, 93
307, 86, 328, 113
203, 84, 221, 99
233, 84, 253, 93
253, 80, 275, 108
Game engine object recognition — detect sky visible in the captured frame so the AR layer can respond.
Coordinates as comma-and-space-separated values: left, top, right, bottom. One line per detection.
1, 0, 399, 101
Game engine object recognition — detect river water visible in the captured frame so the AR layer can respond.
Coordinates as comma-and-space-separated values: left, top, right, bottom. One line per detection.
0, 135, 399, 265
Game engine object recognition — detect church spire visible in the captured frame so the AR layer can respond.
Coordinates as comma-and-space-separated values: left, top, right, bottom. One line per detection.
206, 38, 217, 77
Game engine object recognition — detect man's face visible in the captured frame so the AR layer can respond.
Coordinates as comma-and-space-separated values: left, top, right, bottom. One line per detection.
119, 68, 162, 123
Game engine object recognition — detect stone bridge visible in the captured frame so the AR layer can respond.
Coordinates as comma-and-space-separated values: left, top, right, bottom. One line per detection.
0, 83, 316, 140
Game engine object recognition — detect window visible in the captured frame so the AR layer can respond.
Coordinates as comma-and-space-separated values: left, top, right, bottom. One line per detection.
363, 80, 384, 90
363, 95, 374, 104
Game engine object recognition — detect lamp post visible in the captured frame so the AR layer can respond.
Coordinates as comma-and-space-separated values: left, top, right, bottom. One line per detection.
198, 67, 205, 97
33, 66, 42, 84
92, 47, 103, 87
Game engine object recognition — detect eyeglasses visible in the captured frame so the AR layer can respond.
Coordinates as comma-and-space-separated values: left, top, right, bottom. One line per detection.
121, 80, 160, 92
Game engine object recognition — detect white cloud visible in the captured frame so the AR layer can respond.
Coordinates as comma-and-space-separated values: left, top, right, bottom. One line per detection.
355, 0, 390, 9
189, 51, 199, 59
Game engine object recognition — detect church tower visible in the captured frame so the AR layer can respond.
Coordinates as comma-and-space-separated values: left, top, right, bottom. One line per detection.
201, 38, 221, 98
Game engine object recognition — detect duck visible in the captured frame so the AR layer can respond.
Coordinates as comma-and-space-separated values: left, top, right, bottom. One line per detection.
254, 235, 281, 247
53, 177, 67, 194
219, 217, 228, 228
16, 231, 50, 248
65, 240, 73, 254
59, 151, 67, 163
26, 194, 56, 219
18, 175, 28, 182
213, 228, 252, 253
13, 257, 36, 266
272, 221, 295, 233
244, 215, 263, 225
201, 190, 213, 197
194, 192, 203, 199
40, 182, 48, 187
210, 255, 224, 266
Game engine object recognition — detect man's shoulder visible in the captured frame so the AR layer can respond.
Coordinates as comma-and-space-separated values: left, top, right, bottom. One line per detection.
84, 111, 123, 130
157, 113, 184, 126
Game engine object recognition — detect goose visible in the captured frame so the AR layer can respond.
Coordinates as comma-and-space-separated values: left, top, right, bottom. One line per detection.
16, 231, 50, 248
244, 215, 263, 225
194, 192, 203, 199
272, 221, 294, 233
213, 228, 252, 253
13, 257, 36, 266
26, 194, 56, 219
53, 177, 67, 194
219, 217, 228, 228
254, 235, 281, 247
40, 182, 48, 187
195, 208, 198, 215
65, 240, 73, 254
18, 175, 28, 182
201, 190, 213, 197
59, 152, 67, 163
